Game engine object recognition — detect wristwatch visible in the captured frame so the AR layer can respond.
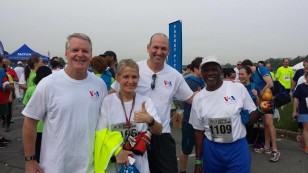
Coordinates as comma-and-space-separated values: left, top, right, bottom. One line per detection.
148, 118, 155, 127
24, 155, 36, 161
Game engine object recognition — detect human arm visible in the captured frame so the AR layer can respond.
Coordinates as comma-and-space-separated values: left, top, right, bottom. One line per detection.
194, 130, 204, 173
23, 117, 44, 173
292, 98, 299, 119
260, 75, 273, 94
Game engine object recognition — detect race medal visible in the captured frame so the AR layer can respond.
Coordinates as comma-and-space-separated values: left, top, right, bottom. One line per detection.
209, 117, 233, 143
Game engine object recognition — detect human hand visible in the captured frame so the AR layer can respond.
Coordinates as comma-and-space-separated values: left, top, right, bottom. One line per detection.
25, 160, 45, 173
292, 112, 298, 119
115, 149, 133, 165
134, 101, 152, 123
252, 89, 258, 96
194, 164, 203, 173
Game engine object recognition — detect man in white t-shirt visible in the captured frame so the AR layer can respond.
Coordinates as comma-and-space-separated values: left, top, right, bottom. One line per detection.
22, 33, 108, 173
189, 57, 269, 173
234, 60, 241, 81
112, 33, 195, 173
14, 61, 24, 101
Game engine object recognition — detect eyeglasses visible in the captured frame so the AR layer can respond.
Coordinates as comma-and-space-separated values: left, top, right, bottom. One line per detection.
151, 74, 157, 90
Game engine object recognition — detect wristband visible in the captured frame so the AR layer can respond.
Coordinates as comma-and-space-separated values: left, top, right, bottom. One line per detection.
257, 106, 265, 114
147, 118, 155, 127
195, 158, 202, 165
24, 155, 36, 161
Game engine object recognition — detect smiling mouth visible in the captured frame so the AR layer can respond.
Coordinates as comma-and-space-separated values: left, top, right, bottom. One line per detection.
74, 59, 86, 63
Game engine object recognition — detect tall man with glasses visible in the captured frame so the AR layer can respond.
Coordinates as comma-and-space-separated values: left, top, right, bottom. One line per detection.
112, 33, 195, 173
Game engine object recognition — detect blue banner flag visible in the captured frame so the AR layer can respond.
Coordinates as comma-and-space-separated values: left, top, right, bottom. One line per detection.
168, 20, 182, 73
0, 41, 4, 57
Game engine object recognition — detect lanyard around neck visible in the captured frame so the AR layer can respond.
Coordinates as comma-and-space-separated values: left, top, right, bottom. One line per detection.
118, 92, 136, 129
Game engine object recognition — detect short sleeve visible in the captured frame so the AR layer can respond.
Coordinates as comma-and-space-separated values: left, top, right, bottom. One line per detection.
189, 97, 204, 130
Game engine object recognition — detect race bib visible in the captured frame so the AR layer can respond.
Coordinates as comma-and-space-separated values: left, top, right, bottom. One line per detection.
111, 122, 138, 141
284, 75, 290, 81
209, 117, 233, 143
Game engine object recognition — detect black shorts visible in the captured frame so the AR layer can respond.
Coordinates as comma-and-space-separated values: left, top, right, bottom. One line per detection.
148, 133, 178, 173
0, 104, 8, 118
181, 121, 195, 155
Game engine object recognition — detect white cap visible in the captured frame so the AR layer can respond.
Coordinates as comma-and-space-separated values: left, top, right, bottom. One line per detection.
200, 55, 221, 68
17, 61, 22, 64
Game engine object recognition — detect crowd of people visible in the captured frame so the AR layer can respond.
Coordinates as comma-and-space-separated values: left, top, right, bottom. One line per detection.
0, 32, 307, 173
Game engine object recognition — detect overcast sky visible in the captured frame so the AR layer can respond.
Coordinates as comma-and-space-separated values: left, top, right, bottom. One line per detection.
1, 0, 308, 65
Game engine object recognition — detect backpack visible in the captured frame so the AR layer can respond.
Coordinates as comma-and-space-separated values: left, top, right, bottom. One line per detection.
256, 66, 291, 107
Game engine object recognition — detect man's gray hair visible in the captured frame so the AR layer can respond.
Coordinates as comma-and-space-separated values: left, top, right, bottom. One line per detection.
65, 33, 92, 51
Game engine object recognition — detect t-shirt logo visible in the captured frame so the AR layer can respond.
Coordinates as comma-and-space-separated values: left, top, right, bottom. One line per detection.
164, 80, 172, 87
224, 96, 236, 104
89, 91, 100, 99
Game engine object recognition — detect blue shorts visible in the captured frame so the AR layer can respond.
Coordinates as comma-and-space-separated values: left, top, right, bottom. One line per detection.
181, 121, 195, 155
298, 114, 308, 123
203, 137, 251, 173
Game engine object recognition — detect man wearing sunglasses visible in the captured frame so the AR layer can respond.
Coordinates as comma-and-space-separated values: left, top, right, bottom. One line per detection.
112, 33, 195, 173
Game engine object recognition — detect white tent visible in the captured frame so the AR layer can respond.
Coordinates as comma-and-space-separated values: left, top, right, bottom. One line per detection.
292, 62, 303, 71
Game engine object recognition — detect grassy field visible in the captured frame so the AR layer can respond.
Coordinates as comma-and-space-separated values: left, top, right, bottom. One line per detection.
274, 99, 299, 132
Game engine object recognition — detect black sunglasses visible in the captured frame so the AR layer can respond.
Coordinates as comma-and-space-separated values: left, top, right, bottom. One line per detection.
151, 74, 157, 90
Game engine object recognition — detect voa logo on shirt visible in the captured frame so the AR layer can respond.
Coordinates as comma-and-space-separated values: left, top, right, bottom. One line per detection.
223, 95, 236, 104
164, 80, 172, 87
89, 91, 100, 100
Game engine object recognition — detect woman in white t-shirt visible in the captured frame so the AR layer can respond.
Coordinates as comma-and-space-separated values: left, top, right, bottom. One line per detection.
99, 59, 162, 173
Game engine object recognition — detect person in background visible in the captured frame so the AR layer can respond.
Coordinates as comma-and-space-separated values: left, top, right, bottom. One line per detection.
276, 58, 294, 94
100, 50, 117, 91
182, 64, 192, 77
19, 55, 44, 90
97, 59, 162, 172
266, 62, 275, 80
292, 71, 308, 154
241, 59, 280, 162
90, 56, 108, 79
179, 57, 204, 173
22, 33, 108, 173
14, 61, 24, 101
189, 57, 269, 173
0, 55, 14, 146
234, 60, 241, 81
258, 61, 265, 66
291, 59, 308, 94
239, 66, 261, 145
2, 59, 18, 132
23, 66, 52, 162
111, 33, 195, 173
223, 67, 236, 81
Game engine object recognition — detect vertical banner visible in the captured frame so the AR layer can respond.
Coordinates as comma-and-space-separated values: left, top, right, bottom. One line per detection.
0, 41, 4, 57
168, 20, 182, 73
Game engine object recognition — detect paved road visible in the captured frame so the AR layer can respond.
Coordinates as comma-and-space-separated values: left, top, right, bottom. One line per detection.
1, 103, 308, 173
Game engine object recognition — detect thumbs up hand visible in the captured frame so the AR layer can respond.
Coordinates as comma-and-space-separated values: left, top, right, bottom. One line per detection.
134, 101, 152, 123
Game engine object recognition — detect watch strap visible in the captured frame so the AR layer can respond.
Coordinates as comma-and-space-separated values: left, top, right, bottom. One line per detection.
147, 118, 155, 127
24, 155, 36, 161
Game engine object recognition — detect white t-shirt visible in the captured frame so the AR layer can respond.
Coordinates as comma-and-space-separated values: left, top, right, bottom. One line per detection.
22, 69, 107, 173
112, 60, 193, 133
234, 67, 239, 81
189, 81, 256, 143
296, 75, 306, 89
19, 73, 26, 85
14, 66, 24, 79
97, 93, 161, 173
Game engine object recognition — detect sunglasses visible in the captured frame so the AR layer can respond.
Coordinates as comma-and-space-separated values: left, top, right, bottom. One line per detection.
151, 74, 157, 90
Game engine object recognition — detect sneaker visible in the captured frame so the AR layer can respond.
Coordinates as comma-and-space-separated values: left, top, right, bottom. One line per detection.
253, 144, 264, 153
269, 151, 281, 162
0, 142, 8, 149
263, 147, 272, 154
0, 137, 11, 144
304, 146, 308, 154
